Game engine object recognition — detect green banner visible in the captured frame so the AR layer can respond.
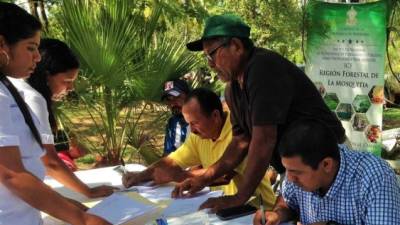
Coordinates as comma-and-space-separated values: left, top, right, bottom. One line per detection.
305, 0, 389, 156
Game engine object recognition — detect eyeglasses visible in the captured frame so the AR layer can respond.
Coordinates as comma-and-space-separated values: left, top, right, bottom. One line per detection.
204, 40, 229, 63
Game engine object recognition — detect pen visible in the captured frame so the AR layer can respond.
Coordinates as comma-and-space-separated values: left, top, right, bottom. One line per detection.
120, 158, 128, 175
155, 217, 168, 225
259, 194, 266, 225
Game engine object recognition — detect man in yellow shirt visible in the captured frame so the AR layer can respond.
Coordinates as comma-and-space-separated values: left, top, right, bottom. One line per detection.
122, 88, 275, 209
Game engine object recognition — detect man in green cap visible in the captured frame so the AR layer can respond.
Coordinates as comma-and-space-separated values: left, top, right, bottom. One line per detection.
172, 13, 345, 212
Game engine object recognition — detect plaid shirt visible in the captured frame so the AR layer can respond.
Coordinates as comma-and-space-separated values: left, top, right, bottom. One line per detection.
282, 145, 400, 225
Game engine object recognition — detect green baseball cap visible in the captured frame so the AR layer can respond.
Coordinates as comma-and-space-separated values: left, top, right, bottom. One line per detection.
186, 13, 250, 51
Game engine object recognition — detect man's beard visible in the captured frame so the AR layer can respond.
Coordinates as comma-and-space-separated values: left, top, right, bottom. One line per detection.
217, 70, 237, 83
171, 107, 181, 115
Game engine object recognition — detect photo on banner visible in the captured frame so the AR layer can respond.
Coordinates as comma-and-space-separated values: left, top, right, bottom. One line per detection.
305, 0, 391, 156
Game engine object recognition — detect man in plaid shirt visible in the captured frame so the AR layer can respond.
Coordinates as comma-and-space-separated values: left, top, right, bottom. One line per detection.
254, 119, 400, 225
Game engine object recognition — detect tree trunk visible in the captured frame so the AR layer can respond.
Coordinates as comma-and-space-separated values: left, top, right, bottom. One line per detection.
103, 87, 120, 164
28, 0, 39, 19
39, 0, 49, 32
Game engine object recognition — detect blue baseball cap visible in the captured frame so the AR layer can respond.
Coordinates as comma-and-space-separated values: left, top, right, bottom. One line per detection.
161, 79, 190, 100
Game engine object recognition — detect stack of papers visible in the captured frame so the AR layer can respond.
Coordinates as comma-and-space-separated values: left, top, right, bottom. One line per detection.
85, 189, 223, 224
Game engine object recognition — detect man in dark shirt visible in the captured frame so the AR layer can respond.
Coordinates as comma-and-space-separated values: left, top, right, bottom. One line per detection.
161, 79, 190, 156
172, 13, 345, 212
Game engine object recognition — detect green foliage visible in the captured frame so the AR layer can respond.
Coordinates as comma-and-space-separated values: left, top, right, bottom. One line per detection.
57, 0, 199, 165
387, 0, 400, 87
214, 0, 304, 63
38, 0, 400, 166
135, 37, 200, 101
44, 5, 64, 40
76, 154, 95, 164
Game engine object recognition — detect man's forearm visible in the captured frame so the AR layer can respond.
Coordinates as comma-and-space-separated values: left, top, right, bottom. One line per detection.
124, 158, 184, 187
202, 134, 249, 183
187, 168, 207, 177
187, 167, 235, 186
236, 125, 276, 201
149, 157, 190, 184
236, 143, 272, 200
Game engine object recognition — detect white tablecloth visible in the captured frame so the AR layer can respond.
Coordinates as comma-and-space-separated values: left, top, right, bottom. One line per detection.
43, 164, 291, 225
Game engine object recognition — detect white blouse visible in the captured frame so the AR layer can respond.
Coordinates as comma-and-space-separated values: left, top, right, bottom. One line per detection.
9, 77, 54, 145
0, 79, 46, 225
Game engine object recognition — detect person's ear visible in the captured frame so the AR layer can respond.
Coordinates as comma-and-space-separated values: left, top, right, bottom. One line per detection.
211, 109, 220, 121
179, 93, 187, 101
230, 38, 245, 55
320, 157, 334, 173
0, 35, 8, 50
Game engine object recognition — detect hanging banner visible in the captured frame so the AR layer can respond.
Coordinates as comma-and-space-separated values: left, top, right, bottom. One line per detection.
305, 0, 389, 156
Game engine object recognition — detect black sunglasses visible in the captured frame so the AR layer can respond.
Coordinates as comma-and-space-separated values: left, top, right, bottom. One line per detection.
204, 39, 230, 63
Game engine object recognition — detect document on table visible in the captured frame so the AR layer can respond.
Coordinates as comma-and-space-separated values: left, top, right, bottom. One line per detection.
87, 192, 159, 225
139, 185, 175, 202
116, 182, 159, 193
167, 210, 210, 225
163, 190, 223, 217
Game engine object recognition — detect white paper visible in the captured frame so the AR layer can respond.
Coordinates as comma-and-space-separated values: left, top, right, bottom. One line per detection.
167, 210, 210, 225
163, 190, 223, 217
87, 193, 157, 225
139, 185, 176, 203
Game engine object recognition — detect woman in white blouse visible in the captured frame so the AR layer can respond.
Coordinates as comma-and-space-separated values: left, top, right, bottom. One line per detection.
11, 38, 115, 194
0, 2, 112, 225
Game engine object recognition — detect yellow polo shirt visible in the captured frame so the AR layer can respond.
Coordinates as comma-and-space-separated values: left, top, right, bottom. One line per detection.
168, 113, 276, 209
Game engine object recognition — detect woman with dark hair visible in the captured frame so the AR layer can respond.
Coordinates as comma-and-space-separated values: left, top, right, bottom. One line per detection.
25, 38, 83, 171
11, 37, 115, 188
28, 38, 80, 130
0, 3, 112, 225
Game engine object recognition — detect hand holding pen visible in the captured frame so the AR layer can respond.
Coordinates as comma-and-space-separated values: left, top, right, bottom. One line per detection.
253, 195, 281, 225
120, 159, 145, 188
113, 158, 128, 176
260, 195, 266, 225
253, 210, 280, 225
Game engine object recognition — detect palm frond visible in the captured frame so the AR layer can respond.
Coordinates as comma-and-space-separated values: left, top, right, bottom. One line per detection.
57, 0, 199, 165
